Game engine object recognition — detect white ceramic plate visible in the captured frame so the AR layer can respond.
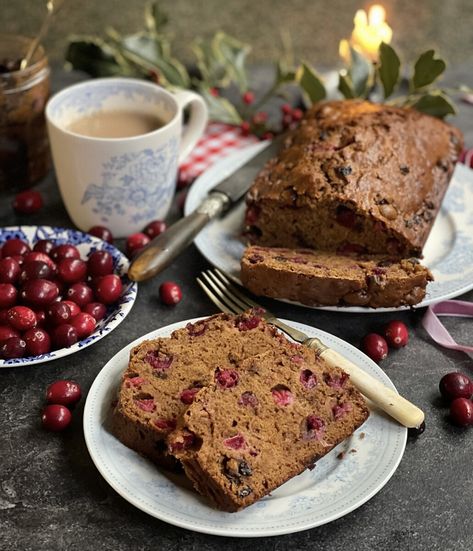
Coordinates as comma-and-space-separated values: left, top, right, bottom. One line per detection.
184, 143, 473, 312
84, 317, 406, 537
0, 225, 137, 367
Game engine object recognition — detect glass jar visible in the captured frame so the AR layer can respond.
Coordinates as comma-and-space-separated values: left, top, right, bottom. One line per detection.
0, 35, 51, 190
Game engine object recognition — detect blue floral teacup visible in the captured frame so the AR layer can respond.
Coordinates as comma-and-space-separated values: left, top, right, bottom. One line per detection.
46, 78, 208, 237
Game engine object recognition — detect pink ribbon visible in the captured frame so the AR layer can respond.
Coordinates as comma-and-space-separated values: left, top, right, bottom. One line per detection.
422, 300, 473, 353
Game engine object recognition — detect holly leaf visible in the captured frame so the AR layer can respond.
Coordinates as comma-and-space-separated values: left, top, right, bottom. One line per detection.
296, 63, 326, 105
275, 59, 296, 85
144, 2, 169, 33
412, 50, 446, 90
412, 92, 456, 118
348, 46, 371, 97
199, 87, 243, 124
338, 72, 355, 99
378, 42, 401, 98
215, 32, 250, 92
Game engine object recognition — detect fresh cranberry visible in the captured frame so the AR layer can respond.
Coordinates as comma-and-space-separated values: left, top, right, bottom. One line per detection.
46, 380, 82, 406
143, 220, 166, 239
0, 257, 21, 283
20, 279, 59, 307
362, 333, 388, 362
57, 258, 87, 283
384, 320, 409, 348
159, 281, 182, 306
23, 251, 56, 270
439, 372, 473, 402
41, 404, 72, 431
0, 336, 27, 359
336, 206, 356, 228
23, 328, 51, 356
0, 325, 20, 343
7, 306, 37, 331
19, 261, 53, 283
126, 232, 150, 257
66, 283, 93, 307
94, 274, 123, 304
0, 283, 17, 309
300, 369, 317, 389
70, 312, 96, 339
87, 250, 113, 277
47, 302, 72, 326
62, 300, 81, 318
215, 368, 239, 389
180, 387, 201, 404
50, 244, 80, 262
33, 239, 55, 255
83, 302, 107, 321
450, 397, 473, 427
34, 310, 46, 326
88, 226, 114, 244
52, 324, 78, 348
242, 91, 255, 104
271, 385, 294, 406
13, 190, 43, 214
2, 239, 30, 257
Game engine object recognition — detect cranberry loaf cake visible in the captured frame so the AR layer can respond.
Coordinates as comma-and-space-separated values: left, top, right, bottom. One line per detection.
168, 347, 369, 512
112, 311, 291, 468
241, 245, 433, 308
245, 99, 463, 257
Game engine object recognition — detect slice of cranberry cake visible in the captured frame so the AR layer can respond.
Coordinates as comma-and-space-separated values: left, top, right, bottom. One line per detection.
112, 311, 291, 468
168, 346, 369, 512
241, 245, 433, 308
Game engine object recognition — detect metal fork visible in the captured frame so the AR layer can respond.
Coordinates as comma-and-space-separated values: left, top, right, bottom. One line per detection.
197, 268, 425, 429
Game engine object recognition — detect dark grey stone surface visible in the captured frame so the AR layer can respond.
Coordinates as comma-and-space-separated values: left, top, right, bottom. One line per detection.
1, 67, 473, 551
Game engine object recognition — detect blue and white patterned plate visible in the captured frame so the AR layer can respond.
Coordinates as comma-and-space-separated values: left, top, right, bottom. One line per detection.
0, 226, 137, 367
185, 143, 473, 313
83, 317, 406, 537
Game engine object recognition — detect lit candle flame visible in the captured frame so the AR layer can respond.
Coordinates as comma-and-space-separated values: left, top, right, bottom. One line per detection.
340, 4, 393, 62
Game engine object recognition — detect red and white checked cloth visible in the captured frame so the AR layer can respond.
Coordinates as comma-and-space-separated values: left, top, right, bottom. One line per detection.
178, 122, 258, 185
179, 122, 473, 186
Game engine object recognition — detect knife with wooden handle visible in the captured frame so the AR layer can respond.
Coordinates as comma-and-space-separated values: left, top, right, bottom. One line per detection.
128, 139, 282, 282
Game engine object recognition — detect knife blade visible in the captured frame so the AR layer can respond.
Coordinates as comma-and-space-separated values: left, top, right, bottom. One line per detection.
127, 137, 283, 282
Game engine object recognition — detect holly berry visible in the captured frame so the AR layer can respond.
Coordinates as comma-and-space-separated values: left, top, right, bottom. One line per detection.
46, 380, 82, 407
280, 103, 292, 115
384, 320, 409, 348
13, 190, 43, 214
41, 404, 72, 431
159, 281, 182, 306
291, 108, 304, 122
439, 372, 473, 402
361, 333, 388, 362
240, 121, 251, 136
450, 397, 473, 427
209, 87, 219, 97
252, 111, 268, 125
242, 91, 255, 105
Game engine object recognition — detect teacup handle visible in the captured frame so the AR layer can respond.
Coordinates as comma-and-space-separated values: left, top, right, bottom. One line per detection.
173, 90, 208, 164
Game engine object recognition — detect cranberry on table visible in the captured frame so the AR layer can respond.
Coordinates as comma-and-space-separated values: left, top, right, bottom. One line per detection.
52, 324, 78, 348
0, 257, 21, 283
126, 232, 150, 257
20, 279, 59, 307
66, 282, 93, 307
83, 302, 107, 321
7, 305, 37, 331
0, 336, 27, 359
47, 302, 72, 326
159, 281, 182, 306
88, 225, 113, 244
33, 239, 54, 255
0, 325, 20, 343
46, 380, 82, 406
50, 244, 80, 262
19, 260, 53, 283
41, 404, 72, 431
87, 250, 113, 277
12, 190, 43, 214
0, 283, 17, 309
62, 300, 81, 318
70, 312, 96, 338
94, 274, 123, 304
384, 320, 409, 348
439, 372, 473, 402
57, 258, 87, 283
362, 333, 388, 363
23, 328, 51, 356
450, 397, 473, 427
2, 238, 30, 257
143, 220, 166, 239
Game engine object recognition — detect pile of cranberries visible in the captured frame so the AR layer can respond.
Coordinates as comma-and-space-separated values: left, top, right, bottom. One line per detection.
41, 379, 82, 431
361, 320, 409, 363
0, 237, 124, 359
439, 372, 473, 427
